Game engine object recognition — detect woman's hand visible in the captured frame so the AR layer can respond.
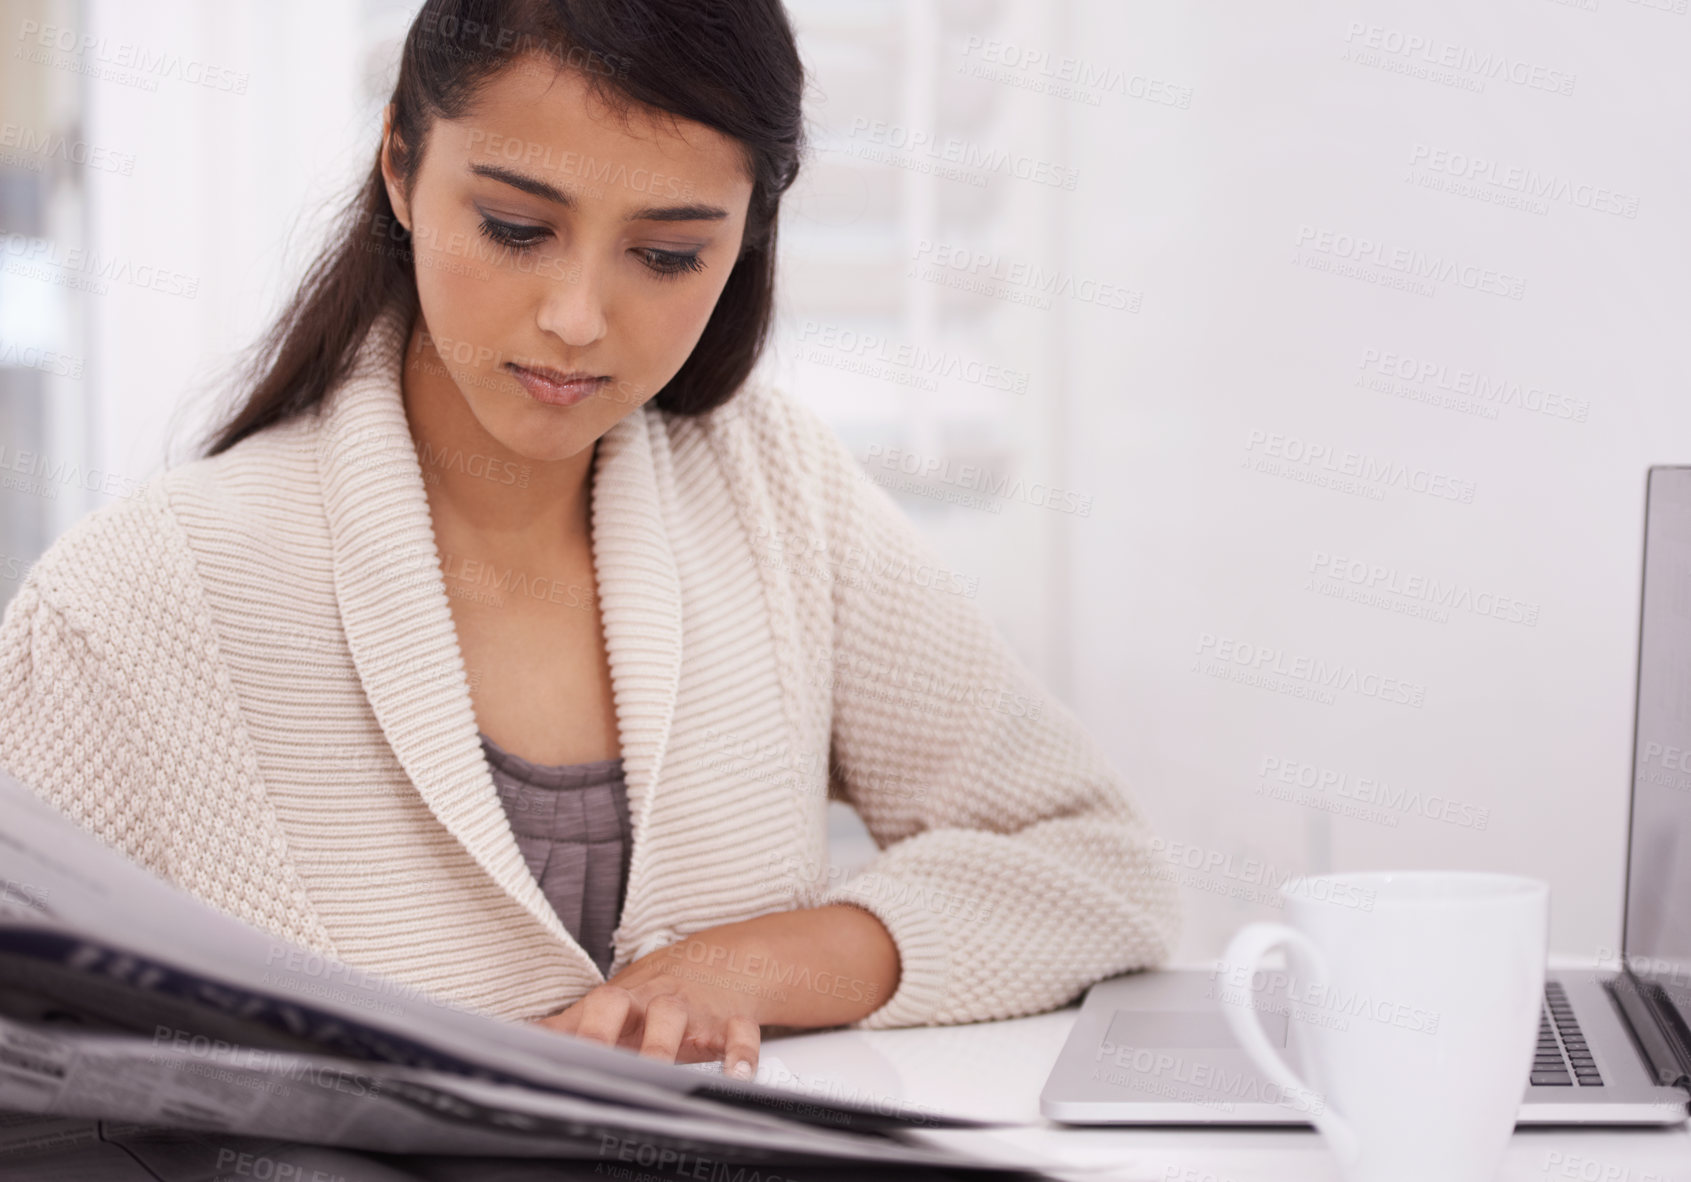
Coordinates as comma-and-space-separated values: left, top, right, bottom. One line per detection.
529, 904, 901, 1079
533, 946, 765, 1079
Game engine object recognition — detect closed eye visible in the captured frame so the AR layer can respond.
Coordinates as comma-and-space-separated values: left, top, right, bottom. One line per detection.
477, 215, 547, 251
475, 216, 705, 280
636, 248, 706, 279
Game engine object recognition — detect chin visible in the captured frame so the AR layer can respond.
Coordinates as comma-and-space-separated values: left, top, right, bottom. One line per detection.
487, 416, 598, 464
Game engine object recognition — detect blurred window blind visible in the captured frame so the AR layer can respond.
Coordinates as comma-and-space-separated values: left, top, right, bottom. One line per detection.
769, 0, 1075, 688
0, 0, 90, 614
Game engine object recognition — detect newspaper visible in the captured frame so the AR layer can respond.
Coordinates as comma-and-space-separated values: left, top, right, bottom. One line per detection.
0, 1114, 1065, 1182
0, 769, 999, 1169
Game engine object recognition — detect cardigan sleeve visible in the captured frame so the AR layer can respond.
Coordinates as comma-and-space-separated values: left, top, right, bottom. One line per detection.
0, 577, 167, 878
0, 495, 340, 957
771, 398, 1183, 1030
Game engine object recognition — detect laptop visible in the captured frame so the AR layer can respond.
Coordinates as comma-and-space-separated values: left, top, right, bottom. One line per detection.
1042, 465, 1691, 1126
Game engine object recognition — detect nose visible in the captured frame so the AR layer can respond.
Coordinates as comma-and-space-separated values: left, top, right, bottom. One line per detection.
535, 249, 608, 349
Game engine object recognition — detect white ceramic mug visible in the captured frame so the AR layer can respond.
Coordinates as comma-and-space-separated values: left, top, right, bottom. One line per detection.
1217, 871, 1549, 1182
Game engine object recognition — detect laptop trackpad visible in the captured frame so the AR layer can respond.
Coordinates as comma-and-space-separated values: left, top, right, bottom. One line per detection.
1106, 1008, 1289, 1049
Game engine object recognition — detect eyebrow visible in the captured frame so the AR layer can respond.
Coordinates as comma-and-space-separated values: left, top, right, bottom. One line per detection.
469, 162, 729, 223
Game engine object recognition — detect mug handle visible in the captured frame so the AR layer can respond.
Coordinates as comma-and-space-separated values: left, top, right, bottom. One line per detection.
1218, 922, 1358, 1164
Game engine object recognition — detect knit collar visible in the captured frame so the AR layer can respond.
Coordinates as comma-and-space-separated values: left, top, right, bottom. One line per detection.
314, 304, 683, 985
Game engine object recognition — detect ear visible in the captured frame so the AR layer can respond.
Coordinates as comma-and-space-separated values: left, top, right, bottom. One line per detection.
380, 103, 411, 234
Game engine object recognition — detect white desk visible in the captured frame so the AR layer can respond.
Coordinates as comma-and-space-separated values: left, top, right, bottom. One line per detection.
763, 1004, 1691, 1180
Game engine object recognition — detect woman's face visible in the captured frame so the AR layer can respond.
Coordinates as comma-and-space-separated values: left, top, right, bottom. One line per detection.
382, 56, 754, 462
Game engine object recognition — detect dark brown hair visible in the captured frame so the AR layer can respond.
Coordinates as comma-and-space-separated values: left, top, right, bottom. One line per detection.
197, 0, 806, 459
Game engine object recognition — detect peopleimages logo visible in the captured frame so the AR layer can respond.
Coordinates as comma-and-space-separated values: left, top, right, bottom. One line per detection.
1147, 838, 1377, 912
1308, 550, 1541, 627
462, 129, 694, 202
1358, 347, 1589, 423
861, 444, 1094, 516
1639, 740, 1691, 791
910, 238, 1141, 312
1205, 963, 1441, 1035
1090, 1039, 1325, 1115
0, 443, 145, 501
0, 338, 82, 378
842, 117, 1081, 190
958, 35, 1194, 109
1257, 755, 1491, 831
797, 320, 1031, 394
1295, 225, 1525, 300
1340, 22, 1577, 96
1, 233, 200, 299
1243, 428, 1477, 504
1196, 632, 1427, 708
15, 19, 251, 94
0, 122, 135, 174
417, 441, 529, 487
1408, 144, 1639, 219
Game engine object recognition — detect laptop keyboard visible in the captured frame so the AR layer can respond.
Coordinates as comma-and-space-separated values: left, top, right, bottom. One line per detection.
1532, 980, 1603, 1087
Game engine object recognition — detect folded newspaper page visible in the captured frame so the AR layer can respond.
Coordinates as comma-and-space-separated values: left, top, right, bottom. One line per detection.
0, 769, 1008, 1169
0, 1111, 1058, 1182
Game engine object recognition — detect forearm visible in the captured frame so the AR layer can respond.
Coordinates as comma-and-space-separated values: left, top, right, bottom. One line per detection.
662, 903, 901, 1029
822, 821, 1180, 1028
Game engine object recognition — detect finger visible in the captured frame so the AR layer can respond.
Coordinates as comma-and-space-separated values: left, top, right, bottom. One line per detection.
573, 986, 634, 1048
534, 1005, 580, 1035
722, 1015, 761, 1082
638, 994, 689, 1064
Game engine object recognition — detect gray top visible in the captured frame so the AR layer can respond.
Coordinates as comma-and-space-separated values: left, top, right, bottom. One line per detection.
478, 732, 631, 977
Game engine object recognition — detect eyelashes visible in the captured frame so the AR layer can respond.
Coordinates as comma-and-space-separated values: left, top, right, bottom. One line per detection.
476, 216, 547, 252
636, 248, 706, 278
475, 216, 706, 280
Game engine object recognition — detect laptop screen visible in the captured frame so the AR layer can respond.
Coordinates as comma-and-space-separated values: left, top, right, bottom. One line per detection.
1623, 467, 1691, 1018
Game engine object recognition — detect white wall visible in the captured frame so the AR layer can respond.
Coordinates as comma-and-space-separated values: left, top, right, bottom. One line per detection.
1055, 0, 1691, 962
82, 0, 386, 481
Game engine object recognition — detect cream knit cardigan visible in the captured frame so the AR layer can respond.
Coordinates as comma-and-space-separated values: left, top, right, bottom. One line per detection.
0, 305, 1180, 1029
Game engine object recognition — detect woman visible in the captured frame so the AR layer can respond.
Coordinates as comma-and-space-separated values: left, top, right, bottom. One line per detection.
0, 0, 1179, 1082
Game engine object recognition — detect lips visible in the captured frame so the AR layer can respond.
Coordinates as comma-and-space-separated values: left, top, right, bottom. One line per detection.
505, 362, 609, 408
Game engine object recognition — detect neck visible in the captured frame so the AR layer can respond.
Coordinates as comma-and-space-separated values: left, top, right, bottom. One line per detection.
400, 323, 594, 552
